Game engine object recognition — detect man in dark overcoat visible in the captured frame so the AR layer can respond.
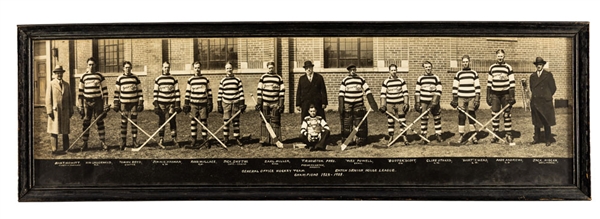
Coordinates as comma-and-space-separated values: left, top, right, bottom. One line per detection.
295, 61, 328, 122
529, 57, 557, 146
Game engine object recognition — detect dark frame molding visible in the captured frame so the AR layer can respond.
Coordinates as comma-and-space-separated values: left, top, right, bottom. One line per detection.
18, 22, 590, 201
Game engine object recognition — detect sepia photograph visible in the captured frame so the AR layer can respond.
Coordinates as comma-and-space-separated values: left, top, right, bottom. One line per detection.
18, 22, 589, 201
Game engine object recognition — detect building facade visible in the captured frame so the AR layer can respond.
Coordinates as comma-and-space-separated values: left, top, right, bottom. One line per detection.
34, 37, 573, 112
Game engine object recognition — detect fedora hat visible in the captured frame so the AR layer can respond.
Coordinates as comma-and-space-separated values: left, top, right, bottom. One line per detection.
303, 60, 314, 68
346, 63, 356, 71
533, 57, 547, 65
52, 65, 65, 73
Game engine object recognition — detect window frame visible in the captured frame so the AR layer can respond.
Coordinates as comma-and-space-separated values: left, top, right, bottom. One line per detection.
194, 38, 238, 71
324, 37, 373, 69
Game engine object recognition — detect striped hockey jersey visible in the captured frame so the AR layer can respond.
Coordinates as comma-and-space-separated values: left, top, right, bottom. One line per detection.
185, 75, 212, 104
257, 73, 284, 102
339, 75, 372, 104
153, 74, 180, 104
415, 74, 442, 102
381, 76, 409, 104
300, 116, 329, 137
218, 76, 244, 104
487, 62, 515, 92
78, 72, 108, 99
114, 73, 143, 104
452, 68, 481, 98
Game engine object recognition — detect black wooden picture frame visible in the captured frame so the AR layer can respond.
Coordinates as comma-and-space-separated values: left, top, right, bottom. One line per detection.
17, 22, 590, 201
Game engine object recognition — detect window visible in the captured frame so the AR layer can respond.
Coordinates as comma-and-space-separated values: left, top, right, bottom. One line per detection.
94, 39, 124, 73
324, 37, 373, 68
194, 38, 238, 70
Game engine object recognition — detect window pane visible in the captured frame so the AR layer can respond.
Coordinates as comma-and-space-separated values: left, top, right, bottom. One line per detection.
34, 41, 46, 56
97, 39, 123, 73
195, 38, 237, 70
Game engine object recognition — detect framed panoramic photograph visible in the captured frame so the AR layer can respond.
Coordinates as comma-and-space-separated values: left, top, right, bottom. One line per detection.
17, 22, 590, 201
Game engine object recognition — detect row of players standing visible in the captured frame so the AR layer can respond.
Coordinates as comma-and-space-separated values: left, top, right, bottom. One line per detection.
45, 49, 557, 155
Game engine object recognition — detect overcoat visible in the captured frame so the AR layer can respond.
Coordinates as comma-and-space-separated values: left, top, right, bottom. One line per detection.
529, 69, 556, 126
296, 73, 328, 108
45, 79, 74, 134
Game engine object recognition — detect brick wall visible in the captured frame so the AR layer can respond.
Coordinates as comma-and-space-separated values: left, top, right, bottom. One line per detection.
292, 38, 323, 68
165, 38, 194, 71
238, 38, 276, 68
74, 40, 93, 75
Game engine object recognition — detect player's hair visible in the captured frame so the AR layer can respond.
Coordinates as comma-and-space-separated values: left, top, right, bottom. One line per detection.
496, 49, 505, 55
86, 57, 96, 64
388, 64, 398, 70
123, 61, 132, 67
422, 61, 433, 68
308, 104, 316, 109
461, 55, 470, 61
162, 61, 170, 66
193, 61, 201, 66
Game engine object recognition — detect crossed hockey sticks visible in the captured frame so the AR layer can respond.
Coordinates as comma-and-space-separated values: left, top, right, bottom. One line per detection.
457, 104, 511, 144
384, 111, 430, 143
197, 110, 242, 148
340, 109, 372, 151
66, 104, 111, 152
387, 108, 431, 147
192, 116, 228, 150
250, 94, 284, 148
131, 111, 178, 152
119, 112, 165, 149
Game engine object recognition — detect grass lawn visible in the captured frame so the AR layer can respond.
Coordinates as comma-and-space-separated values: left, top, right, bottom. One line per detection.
33, 107, 573, 159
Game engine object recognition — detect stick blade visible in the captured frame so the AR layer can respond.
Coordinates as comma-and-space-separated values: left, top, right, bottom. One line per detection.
340, 144, 347, 151
130, 147, 142, 152
276, 141, 284, 148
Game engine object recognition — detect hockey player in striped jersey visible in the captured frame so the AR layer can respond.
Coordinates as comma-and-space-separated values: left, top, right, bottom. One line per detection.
256, 61, 285, 146
414, 61, 443, 144
487, 49, 516, 144
450, 55, 481, 144
153, 61, 182, 148
217, 62, 247, 146
338, 64, 378, 146
113, 61, 144, 150
183, 61, 213, 148
300, 104, 330, 151
379, 64, 410, 146
77, 57, 110, 151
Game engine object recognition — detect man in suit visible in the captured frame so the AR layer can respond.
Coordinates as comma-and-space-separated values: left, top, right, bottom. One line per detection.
529, 57, 557, 146
295, 60, 328, 122
46, 65, 74, 155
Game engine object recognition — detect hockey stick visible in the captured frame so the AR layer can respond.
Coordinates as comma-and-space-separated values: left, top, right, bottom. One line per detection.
66, 104, 111, 152
385, 111, 430, 143
192, 116, 228, 150
457, 105, 508, 143
131, 111, 178, 152
119, 112, 164, 149
197, 110, 242, 148
250, 94, 284, 148
521, 79, 530, 111
387, 108, 431, 147
340, 109, 372, 151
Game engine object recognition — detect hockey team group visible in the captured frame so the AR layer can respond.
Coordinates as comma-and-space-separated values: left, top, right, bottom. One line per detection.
44, 49, 557, 155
